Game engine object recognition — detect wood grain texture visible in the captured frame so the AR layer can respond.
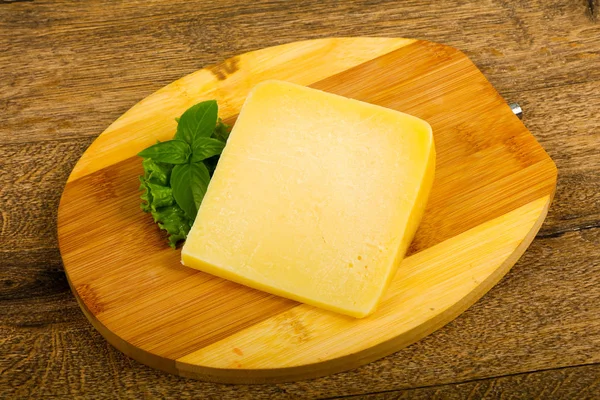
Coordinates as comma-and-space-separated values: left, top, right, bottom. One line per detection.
65, 37, 413, 182
1, 0, 599, 397
177, 197, 551, 377
56, 38, 556, 383
2, 0, 599, 147
2, 229, 599, 397
348, 364, 600, 399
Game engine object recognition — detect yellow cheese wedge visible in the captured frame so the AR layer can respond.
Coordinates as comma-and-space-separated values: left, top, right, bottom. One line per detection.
182, 80, 435, 318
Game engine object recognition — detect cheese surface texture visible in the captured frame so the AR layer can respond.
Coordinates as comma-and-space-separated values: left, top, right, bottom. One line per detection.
181, 80, 435, 317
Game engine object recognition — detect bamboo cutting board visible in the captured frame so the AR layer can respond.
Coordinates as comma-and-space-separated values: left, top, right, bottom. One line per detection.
57, 37, 557, 383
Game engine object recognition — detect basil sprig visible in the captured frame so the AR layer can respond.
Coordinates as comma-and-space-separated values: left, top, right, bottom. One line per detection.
138, 100, 230, 248
138, 140, 191, 164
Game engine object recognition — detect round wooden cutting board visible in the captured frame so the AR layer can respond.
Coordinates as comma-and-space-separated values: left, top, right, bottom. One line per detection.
57, 37, 557, 383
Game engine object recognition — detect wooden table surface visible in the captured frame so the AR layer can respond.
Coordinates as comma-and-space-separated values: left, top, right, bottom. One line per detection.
1, 1, 599, 398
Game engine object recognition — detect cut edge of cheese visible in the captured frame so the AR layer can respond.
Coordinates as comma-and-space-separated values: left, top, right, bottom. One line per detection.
182, 80, 435, 318
375, 142, 436, 308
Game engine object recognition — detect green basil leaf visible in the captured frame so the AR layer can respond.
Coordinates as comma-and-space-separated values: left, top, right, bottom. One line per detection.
137, 140, 191, 164
170, 162, 211, 219
175, 100, 218, 144
191, 137, 226, 163
189, 162, 211, 212
203, 155, 220, 177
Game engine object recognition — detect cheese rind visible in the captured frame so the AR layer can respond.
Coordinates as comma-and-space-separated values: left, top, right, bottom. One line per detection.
181, 80, 435, 318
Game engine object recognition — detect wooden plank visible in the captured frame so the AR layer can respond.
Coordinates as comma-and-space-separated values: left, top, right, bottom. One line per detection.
0, 138, 93, 250
345, 364, 600, 399
177, 197, 550, 377
2, 78, 597, 251
1, 1, 599, 144
2, 228, 599, 397
516, 80, 600, 237
279, 228, 600, 398
65, 37, 413, 182
1, 0, 599, 396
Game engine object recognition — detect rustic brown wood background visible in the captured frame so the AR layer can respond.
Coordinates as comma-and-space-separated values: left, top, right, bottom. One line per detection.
1, 0, 599, 398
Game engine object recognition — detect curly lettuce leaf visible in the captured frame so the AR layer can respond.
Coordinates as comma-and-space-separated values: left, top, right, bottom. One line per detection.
142, 158, 173, 186
140, 158, 192, 247
139, 177, 152, 213
152, 205, 191, 248
146, 182, 174, 210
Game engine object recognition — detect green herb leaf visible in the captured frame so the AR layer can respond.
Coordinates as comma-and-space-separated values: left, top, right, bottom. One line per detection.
146, 182, 175, 210
175, 100, 218, 144
151, 204, 191, 248
137, 140, 191, 164
140, 160, 191, 247
142, 158, 172, 185
203, 155, 220, 176
139, 177, 152, 212
139, 99, 225, 248
213, 118, 231, 142
191, 137, 226, 162
170, 162, 210, 219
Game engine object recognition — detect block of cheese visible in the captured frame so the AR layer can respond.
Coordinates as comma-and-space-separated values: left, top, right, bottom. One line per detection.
181, 80, 435, 318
